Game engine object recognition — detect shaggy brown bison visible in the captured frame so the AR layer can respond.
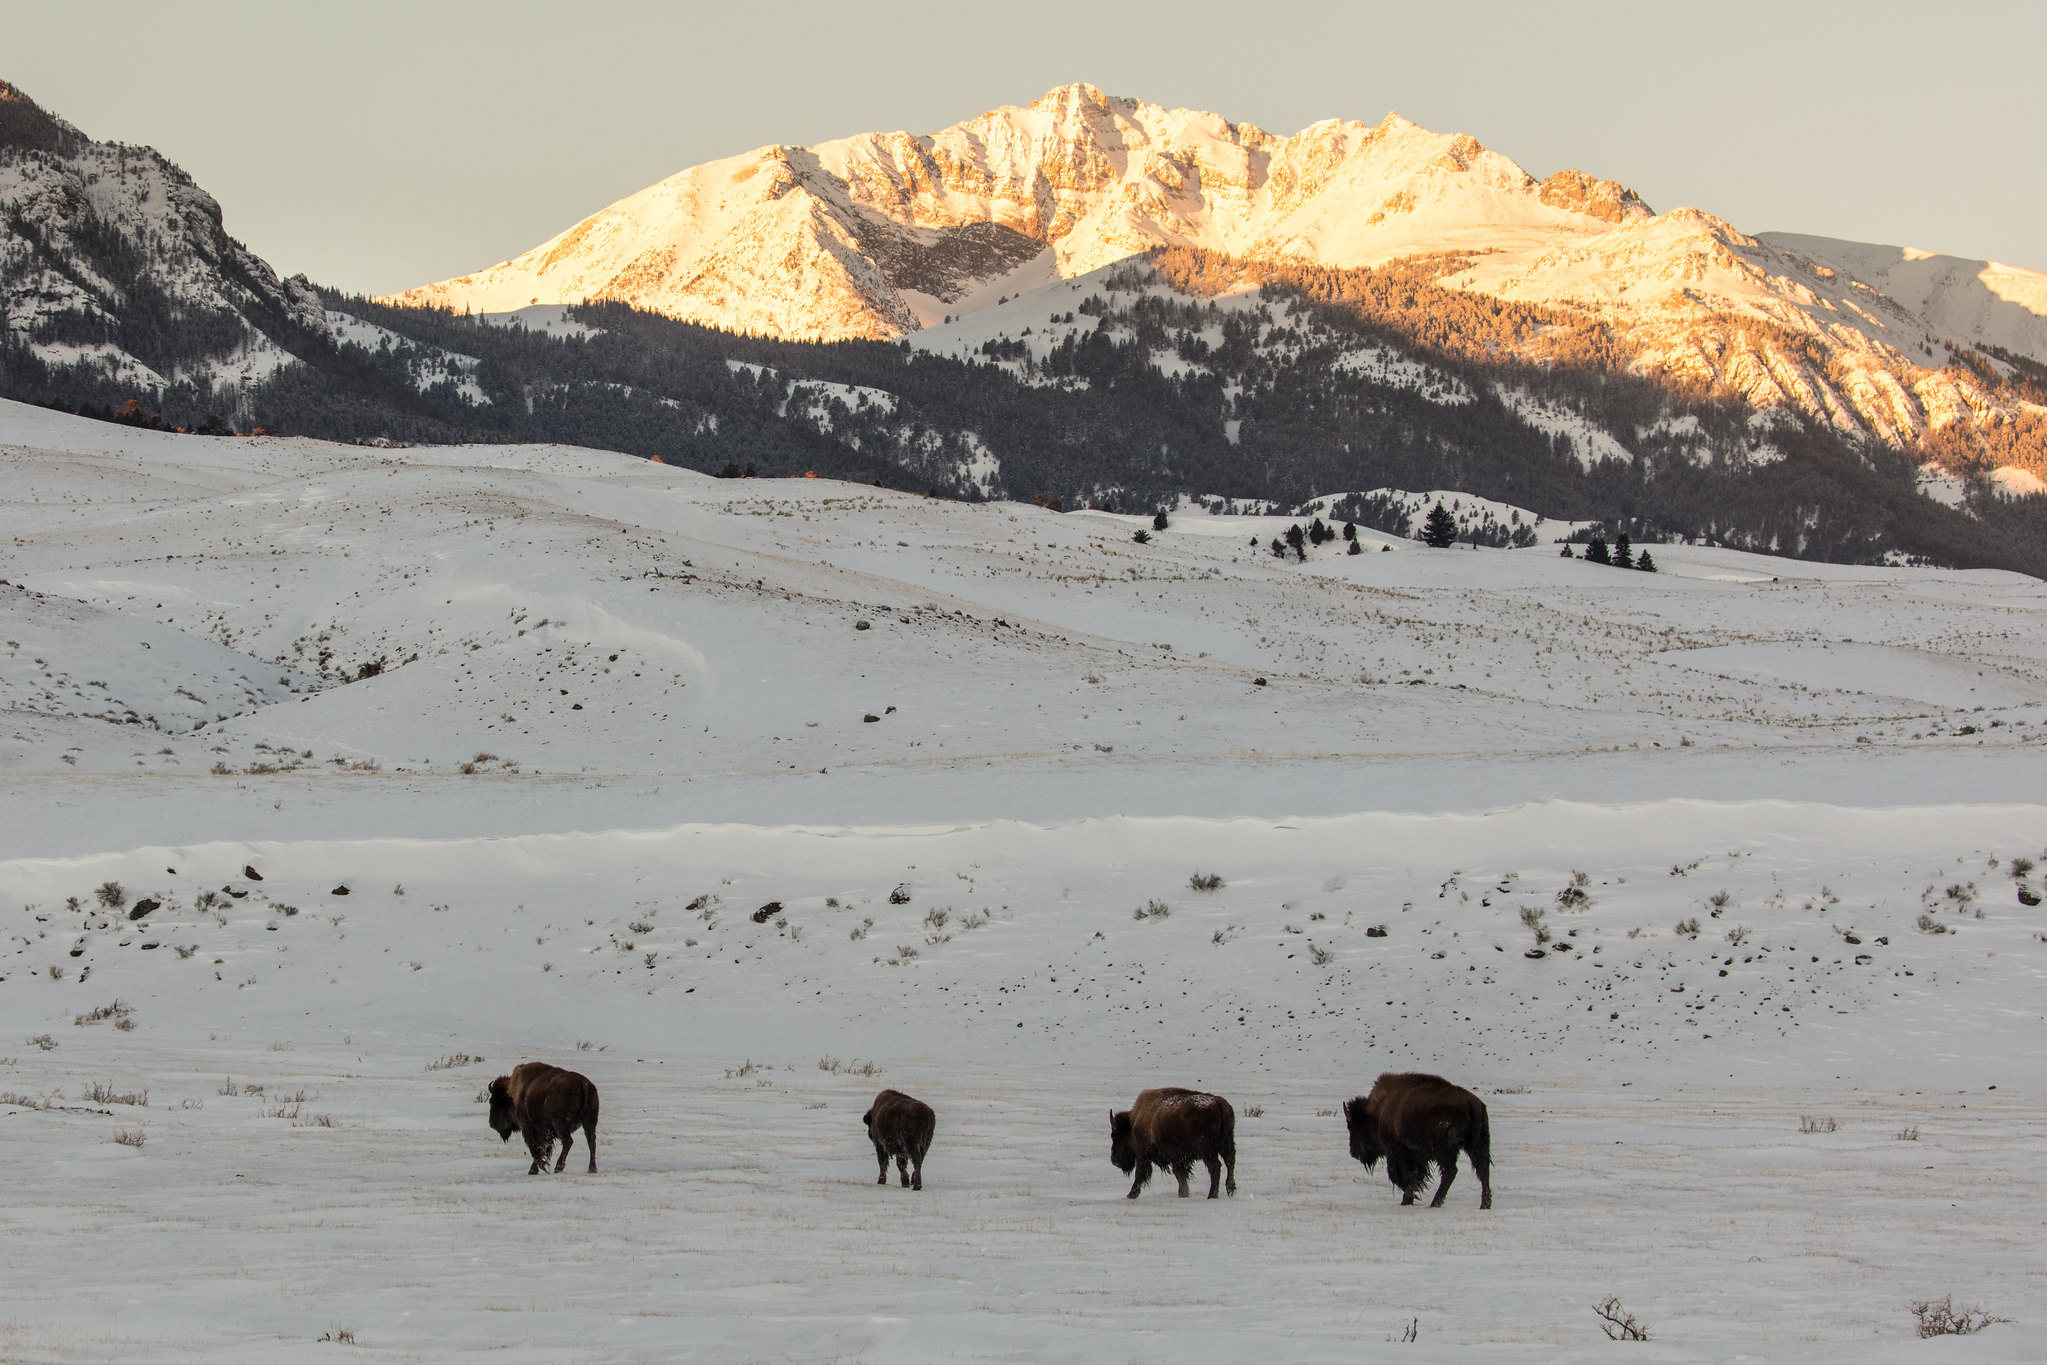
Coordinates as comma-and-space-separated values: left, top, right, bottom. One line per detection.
487, 1062, 599, 1175
862, 1089, 935, 1190
1342, 1072, 1491, 1208
1109, 1087, 1237, 1199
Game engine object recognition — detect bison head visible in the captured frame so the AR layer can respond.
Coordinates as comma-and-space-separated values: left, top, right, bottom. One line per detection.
861, 1107, 874, 1129
1342, 1096, 1383, 1170
487, 1076, 518, 1141
1109, 1109, 1137, 1174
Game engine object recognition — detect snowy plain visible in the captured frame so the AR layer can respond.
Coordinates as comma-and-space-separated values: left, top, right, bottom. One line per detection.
1, 401, 2043, 1362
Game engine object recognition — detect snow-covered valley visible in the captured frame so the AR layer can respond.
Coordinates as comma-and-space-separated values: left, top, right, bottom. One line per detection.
2, 401, 2043, 1361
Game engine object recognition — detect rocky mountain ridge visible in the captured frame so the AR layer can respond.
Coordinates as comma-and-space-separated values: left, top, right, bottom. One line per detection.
0, 79, 327, 402
391, 84, 2047, 458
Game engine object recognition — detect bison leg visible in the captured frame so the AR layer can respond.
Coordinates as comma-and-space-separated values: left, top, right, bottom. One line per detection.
874, 1141, 890, 1186
584, 1120, 598, 1174
1471, 1152, 1491, 1209
910, 1155, 923, 1192
1173, 1161, 1193, 1198
1429, 1157, 1456, 1208
897, 1154, 912, 1188
1125, 1153, 1153, 1199
1387, 1151, 1421, 1203
555, 1127, 574, 1174
524, 1133, 552, 1176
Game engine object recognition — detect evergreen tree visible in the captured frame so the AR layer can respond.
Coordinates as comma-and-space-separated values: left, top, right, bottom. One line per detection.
1613, 533, 1634, 569
1421, 501, 1458, 548
1347, 539, 1362, 555
1152, 510, 1169, 532
1559, 543, 1574, 558
1132, 528, 1151, 544
1585, 537, 1611, 564
1342, 520, 1357, 542
1636, 550, 1657, 573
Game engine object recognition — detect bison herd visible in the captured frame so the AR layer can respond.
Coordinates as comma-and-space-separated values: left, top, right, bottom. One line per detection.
484, 1066, 1493, 1207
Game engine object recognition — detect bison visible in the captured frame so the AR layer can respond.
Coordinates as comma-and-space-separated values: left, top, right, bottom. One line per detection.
862, 1089, 935, 1190
1342, 1072, 1491, 1208
1109, 1087, 1237, 1199
487, 1062, 599, 1175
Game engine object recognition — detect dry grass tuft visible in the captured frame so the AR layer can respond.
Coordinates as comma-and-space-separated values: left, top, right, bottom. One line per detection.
1910, 1295, 2010, 1337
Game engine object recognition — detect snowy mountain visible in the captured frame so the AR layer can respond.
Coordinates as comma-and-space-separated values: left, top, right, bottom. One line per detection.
391, 84, 2047, 455
389, 84, 1651, 340
0, 79, 328, 405
2, 78, 2041, 573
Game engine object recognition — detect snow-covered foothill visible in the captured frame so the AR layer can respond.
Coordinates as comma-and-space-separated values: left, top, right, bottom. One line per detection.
0, 400, 2043, 1360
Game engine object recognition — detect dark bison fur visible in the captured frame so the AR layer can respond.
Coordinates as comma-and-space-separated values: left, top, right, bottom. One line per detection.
862, 1089, 935, 1190
488, 1062, 599, 1175
1109, 1087, 1237, 1199
1343, 1072, 1491, 1208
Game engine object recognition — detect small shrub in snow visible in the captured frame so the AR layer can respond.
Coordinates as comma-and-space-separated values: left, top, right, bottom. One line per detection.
27, 1033, 55, 1051
1243, 1105, 1265, 1118
318, 1327, 357, 1343
1910, 1296, 2010, 1337
84, 1081, 147, 1106
1674, 918, 1701, 939
75, 1000, 134, 1027
888, 885, 912, 905
1188, 871, 1225, 891
1519, 906, 1552, 950
1799, 1114, 1837, 1134
1896, 1125, 1919, 1141
1725, 926, 1751, 946
94, 881, 126, 910
2009, 857, 2035, 880
1555, 871, 1592, 910
1915, 914, 1950, 935
1592, 1297, 1648, 1340
1307, 943, 1334, 966
111, 1128, 145, 1148
1707, 890, 1732, 916
425, 1054, 482, 1071
1133, 899, 1170, 921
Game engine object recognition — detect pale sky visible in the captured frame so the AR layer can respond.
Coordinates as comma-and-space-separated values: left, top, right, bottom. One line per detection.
7, 0, 2041, 296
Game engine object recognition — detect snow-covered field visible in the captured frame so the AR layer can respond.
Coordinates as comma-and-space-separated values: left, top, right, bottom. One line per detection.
2, 401, 2043, 1360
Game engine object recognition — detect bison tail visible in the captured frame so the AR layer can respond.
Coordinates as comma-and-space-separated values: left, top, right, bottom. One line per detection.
1468, 1105, 1492, 1173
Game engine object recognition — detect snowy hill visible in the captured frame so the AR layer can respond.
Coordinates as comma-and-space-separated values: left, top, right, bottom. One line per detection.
1, 401, 2044, 1358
